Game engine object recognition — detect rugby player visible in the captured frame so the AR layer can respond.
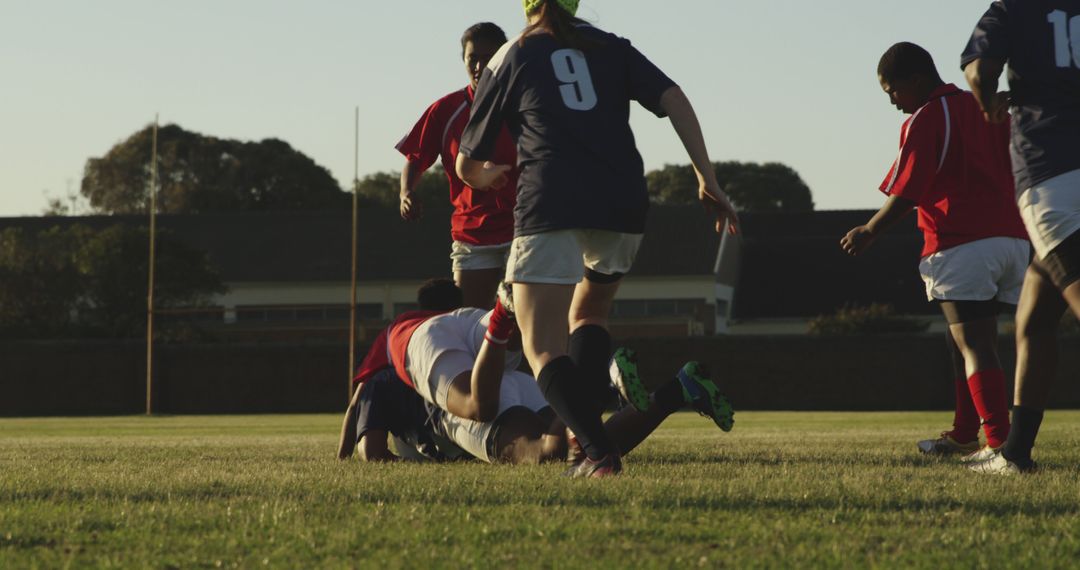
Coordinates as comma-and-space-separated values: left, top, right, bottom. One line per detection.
962, 0, 1080, 474
337, 280, 734, 470
396, 23, 518, 309
841, 43, 1028, 461
455, 0, 738, 477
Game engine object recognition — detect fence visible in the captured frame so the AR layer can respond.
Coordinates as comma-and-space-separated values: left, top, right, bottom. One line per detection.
3, 335, 1079, 416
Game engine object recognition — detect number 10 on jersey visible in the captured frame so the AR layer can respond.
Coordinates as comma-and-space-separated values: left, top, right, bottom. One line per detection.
551, 49, 598, 111
1048, 9, 1080, 69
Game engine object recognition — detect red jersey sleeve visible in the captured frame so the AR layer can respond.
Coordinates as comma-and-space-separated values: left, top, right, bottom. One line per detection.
878, 103, 946, 204
395, 99, 447, 171
352, 328, 390, 389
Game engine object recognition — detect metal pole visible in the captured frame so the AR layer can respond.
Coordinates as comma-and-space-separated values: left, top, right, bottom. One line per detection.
146, 116, 159, 416
348, 106, 360, 401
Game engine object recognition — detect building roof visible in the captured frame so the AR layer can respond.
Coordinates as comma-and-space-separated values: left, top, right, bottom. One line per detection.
731, 209, 931, 318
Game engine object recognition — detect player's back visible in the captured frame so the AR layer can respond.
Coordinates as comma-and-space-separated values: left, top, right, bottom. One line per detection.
939, 90, 1026, 239
964, 0, 1080, 189
996, 0, 1080, 109
471, 25, 675, 234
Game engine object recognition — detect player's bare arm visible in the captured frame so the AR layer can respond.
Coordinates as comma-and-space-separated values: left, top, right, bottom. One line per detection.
336, 386, 363, 460
659, 85, 739, 235
454, 154, 511, 191
399, 159, 425, 221
444, 303, 517, 422
358, 429, 398, 462
840, 195, 916, 256
963, 57, 1009, 124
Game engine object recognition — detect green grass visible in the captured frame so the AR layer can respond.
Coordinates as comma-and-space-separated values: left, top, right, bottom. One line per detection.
3, 412, 1080, 569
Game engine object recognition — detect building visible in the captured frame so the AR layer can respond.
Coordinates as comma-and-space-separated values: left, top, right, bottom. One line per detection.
1, 204, 737, 340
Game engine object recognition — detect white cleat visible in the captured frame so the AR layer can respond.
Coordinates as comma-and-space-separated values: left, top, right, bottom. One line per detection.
959, 445, 1001, 464
967, 449, 1035, 475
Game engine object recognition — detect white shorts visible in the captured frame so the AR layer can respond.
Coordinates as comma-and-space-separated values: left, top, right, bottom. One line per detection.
918, 237, 1030, 304
432, 370, 549, 462
1017, 168, 1080, 259
450, 241, 511, 272
505, 229, 643, 285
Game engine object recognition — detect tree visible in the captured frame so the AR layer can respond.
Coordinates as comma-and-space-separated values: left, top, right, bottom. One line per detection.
81, 124, 350, 214
0, 224, 226, 339
646, 161, 815, 211
353, 166, 451, 210
75, 225, 227, 338
0, 227, 84, 336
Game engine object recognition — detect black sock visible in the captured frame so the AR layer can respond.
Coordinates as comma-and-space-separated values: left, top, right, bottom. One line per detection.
536, 356, 614, 460
568, 325, 617, 413
1002, 406, 1044, 467
652, 379, 685, 417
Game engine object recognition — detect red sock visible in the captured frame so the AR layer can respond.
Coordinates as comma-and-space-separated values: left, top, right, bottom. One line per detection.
948, 376, 980, 444
967, 369, 1011, 448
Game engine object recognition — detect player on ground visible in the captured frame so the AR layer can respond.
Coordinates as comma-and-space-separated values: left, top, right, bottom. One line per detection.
337, 278, 466, 460
840, 42, 1028, 460
961, 0, 1080, 474
396, 23, 518, 309
454, 0, 738, 477
338, 280, 734, 467
341, 352, 733, 466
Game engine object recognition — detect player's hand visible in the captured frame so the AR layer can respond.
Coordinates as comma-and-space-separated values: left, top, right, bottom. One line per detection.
982, 91, 1010, 124
840, 225, 876, 256
400, 191, 423, 221
699, 183, 739, 235
470, 161, 512, 191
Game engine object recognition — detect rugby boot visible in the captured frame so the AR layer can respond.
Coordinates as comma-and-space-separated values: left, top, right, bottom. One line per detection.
609, 347, 650, 412
916, 432, 980, 456
677, 362, 734, 432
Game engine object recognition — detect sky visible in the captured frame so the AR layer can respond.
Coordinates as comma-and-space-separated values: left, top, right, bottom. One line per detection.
0, 0, 996, 217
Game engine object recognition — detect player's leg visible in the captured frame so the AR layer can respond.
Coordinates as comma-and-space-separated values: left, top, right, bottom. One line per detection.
451, 241, 511, 309
508, 231, 619, 473
1040, 228, 1080, 319
942, 304, 1009, 451
568, 277, 622, 411
917, 327, 981, 454
948, 326, 981, 446
978, 263, 1067, 473
455, 268, 502, 309
915, 250, 983, 455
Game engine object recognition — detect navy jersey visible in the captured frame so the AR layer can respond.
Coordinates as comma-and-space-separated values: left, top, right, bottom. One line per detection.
961, 0, 1080, 192
459, 25, 676, 236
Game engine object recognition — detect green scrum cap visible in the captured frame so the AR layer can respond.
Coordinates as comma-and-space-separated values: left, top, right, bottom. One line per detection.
523, 0, 579, 17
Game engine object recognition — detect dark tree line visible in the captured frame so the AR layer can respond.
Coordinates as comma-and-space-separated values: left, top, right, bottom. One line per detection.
81, 124, 349, 214
79, 124, 813, 215
0, 225, 225, 339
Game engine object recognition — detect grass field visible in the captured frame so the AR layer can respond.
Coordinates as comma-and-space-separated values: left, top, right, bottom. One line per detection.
3, 412, 1080, 569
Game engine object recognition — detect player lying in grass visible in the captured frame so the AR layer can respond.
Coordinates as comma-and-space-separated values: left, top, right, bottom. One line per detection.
841, 42, 1027, 462
337, 279, 733, 470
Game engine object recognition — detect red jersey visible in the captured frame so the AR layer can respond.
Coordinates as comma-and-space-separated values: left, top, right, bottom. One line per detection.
386, 310, 445, 389
351, 328, 390, 390
879, 84, 1028, 257
351, 310, 446, 390
396, 86, 517, 245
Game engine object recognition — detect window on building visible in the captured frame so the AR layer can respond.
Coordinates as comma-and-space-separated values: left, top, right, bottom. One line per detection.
233, 304, 381, 323
611, 299, 701, 318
